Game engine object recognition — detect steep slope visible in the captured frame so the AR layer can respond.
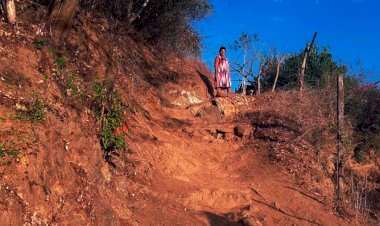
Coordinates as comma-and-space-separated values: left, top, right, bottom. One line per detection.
122, 90, 349, 226
0, 16, 374, 226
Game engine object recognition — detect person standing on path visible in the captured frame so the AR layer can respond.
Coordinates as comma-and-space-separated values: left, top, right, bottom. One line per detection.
214, 46, 233, 97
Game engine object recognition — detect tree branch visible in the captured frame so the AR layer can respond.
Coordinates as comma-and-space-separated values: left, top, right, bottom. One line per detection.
128, 0, 150, 24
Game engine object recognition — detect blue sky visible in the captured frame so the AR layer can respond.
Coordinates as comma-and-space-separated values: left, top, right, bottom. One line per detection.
197, 0, 380, 88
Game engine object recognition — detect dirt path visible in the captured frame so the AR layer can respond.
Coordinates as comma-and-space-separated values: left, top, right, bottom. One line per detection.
126, 101, 351, 226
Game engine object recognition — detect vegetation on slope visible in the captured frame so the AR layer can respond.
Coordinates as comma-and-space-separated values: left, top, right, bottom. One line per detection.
1, 0, 379, 224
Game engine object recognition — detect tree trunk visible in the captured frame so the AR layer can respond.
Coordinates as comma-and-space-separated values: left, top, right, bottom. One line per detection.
242, 76, 247, 95
242, 43, 247, 95
257, 63, 263, 94
272, 56, 285, 92
49, 0, 78, 42
128, 0, 150, 24
1, 0, 16, 25
335, 73, 345, 207
299, 32, 317, 93
299, 51, 308, 92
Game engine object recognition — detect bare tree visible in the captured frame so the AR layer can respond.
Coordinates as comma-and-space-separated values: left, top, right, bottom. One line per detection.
256, 48, 279, 94
1, 0, 16, 24
299, 32, 317, 92
272, 55, 286, 92
335, 73, 345, 207
257, 62, 263, 94
127, 0, 151, 24
230, 32, 263, 94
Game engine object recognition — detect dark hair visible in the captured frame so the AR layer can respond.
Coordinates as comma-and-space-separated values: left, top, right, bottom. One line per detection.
219, 46, 226, 53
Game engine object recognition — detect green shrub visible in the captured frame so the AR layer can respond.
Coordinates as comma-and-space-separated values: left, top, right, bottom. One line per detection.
127, 106, 135, 114
0, 143, 20, 158
35, 39, 46, 50
17, 99, 45, 122
92, 80, 127, 154
100, 103, 126, 151
43, 73, 49, 82
56, 56, 65, 69
345, 80, 380, 158
66, 73, 82, 97
30, 100, 45, 122
353, 148, 366, 163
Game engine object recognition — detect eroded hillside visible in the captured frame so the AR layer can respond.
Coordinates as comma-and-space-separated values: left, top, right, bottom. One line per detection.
0, 14, 377, 226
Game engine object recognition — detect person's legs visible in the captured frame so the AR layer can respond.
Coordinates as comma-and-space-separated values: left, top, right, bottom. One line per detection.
215, 87, 221, 96
216, 88, 228, 97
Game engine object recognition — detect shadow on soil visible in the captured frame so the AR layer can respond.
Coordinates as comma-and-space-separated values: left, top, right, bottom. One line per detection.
197, 70, 214, 98
204, 212, 242, 226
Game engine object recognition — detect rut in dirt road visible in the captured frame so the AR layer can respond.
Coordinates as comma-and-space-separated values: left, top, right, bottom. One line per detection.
129, 95, 350, 226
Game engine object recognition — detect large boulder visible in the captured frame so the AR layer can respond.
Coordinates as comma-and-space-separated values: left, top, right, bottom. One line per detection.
234, 124, 252, 137
213, 97, 237, 116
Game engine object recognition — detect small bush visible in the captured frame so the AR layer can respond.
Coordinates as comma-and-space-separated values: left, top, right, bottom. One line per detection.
0, 143, 20, 158
91, 80, 127, 155
345, 80, 380, 158
353, 149, 366, 163
127, 106, 135, 114
35, 39, 46, 50
30, 100, 45, 122
100, 103, 126, 151
41, 72, 49, 82
56, 56, 65, 69
65, 72, 83, 97
17, 99, 45, 122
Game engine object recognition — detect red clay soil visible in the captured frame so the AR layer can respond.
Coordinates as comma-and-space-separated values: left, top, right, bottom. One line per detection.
0, 16, 374, 226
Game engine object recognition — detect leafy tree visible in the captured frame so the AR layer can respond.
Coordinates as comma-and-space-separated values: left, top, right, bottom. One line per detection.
10, 0, 211, 55
305, 46, 347, 88
80, 0, 151, 22
265, 45, 347, 91
134, 0, 212, 55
